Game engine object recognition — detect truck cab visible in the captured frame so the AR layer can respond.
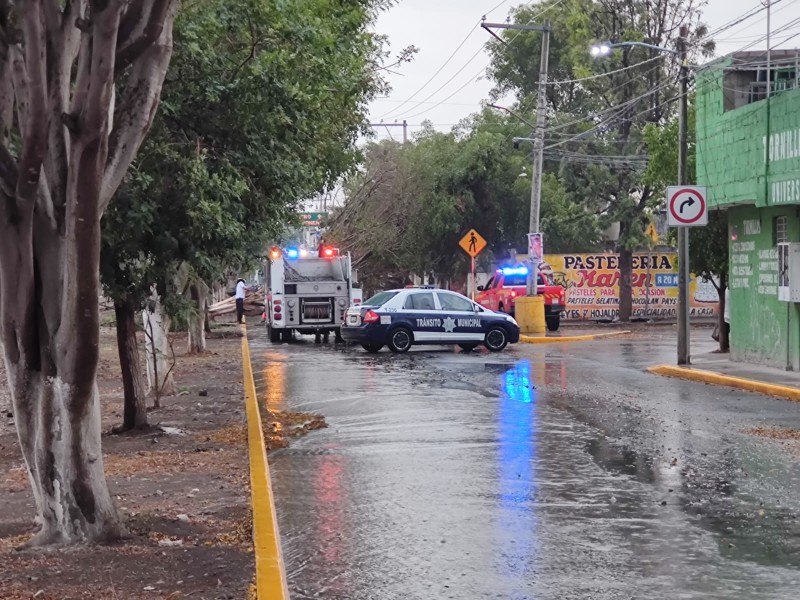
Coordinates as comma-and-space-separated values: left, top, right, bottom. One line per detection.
476, 266, 566, 331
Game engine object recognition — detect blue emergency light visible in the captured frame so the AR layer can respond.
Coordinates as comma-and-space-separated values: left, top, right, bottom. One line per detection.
285, 247, 300, 259
501, 266, 528, 276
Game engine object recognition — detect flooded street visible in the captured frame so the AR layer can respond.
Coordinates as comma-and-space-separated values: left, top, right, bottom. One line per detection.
250, 329, 800, 599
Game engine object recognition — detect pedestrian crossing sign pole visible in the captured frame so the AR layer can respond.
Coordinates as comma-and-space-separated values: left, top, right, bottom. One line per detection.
459, 229, 487, 300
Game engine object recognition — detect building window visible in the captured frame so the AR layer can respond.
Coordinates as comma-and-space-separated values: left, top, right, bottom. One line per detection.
774, 216, 788, 244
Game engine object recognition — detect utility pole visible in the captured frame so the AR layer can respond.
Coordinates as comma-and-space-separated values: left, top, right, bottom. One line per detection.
528, 23, 550, 296
368, 121, 408, 143
677, 24, 691, 365
766, 0, 771, 98
481, 20, 551, 298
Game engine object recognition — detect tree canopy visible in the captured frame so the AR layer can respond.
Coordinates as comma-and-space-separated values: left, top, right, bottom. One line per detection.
102, 0, 390, 311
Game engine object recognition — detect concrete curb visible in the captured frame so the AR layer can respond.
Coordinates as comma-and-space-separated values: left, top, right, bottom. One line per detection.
647, 364, 800, 402
519, 330, 633, 344
241, 326, 290, 599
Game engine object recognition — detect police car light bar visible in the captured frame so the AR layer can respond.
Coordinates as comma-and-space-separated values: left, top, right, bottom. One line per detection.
286, 247, 300, 259
501, 266, 528, 276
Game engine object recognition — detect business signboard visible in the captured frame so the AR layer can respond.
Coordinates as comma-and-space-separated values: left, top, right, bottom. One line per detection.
543, 253, 720, 321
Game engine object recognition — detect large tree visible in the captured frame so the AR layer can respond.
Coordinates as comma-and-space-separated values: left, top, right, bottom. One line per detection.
0, 0, 178, 545
330, 109, 602, 290
101, 0, 391, 429
488, 0, 713, 321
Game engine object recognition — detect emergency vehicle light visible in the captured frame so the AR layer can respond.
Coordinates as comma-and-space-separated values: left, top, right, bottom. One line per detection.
286, 247, 300, 259
269, 246, 280, 260
501, 266, 528, 276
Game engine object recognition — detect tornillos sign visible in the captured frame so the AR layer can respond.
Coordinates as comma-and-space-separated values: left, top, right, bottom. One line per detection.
543, 253, 719, 321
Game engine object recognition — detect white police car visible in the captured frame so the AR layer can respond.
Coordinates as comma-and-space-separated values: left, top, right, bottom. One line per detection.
341, 287, 521, 353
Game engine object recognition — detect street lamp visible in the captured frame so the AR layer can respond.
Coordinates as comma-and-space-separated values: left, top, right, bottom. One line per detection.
590, 41, 677, 56
590, 30, 691, 365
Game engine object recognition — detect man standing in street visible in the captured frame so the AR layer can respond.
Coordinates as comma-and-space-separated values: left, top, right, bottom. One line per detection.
235, 278, 246, 324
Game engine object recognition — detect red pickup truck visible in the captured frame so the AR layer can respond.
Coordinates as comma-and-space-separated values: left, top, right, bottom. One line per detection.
476, 266, 567, 331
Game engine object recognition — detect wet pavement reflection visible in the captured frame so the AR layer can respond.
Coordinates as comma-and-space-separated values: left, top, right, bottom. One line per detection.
250, 328, 800, 599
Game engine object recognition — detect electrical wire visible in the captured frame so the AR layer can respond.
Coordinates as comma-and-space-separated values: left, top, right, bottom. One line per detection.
546, 55, 667, 85
392, 0, 568, 121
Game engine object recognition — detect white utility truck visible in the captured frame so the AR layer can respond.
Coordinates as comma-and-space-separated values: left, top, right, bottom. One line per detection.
264, 245, 362, 343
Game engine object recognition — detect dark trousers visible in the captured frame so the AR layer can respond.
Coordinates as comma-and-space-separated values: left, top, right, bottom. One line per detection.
236, 298, 244, 323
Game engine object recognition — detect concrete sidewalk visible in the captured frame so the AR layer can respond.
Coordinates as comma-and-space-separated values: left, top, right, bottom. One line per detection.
649, 351, 800, 401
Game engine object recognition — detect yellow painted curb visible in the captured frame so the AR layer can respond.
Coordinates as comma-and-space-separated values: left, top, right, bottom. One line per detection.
519, 330, 632, 344
242, 326, 290, 599
648, 364, 800, 402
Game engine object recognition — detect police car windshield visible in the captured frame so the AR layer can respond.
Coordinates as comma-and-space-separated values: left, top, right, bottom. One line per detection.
363, 291, 398, 307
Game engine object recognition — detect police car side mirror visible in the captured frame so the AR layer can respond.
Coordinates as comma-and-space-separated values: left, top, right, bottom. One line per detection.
473, 304, 482, 313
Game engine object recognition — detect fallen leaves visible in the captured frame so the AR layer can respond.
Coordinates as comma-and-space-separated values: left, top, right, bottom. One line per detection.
202, 423, 248, 445
264, 410, 326, 450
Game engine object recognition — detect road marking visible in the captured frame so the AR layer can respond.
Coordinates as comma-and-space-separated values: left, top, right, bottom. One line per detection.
648, 364, 800, 402
519, 331, 632, 344
241, 325, 290, 599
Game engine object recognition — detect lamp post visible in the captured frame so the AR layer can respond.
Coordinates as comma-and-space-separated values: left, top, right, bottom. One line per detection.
590, 32, 690, 364
482, 22, 551, 332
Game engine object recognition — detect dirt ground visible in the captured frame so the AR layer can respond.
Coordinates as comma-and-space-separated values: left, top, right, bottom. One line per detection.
0, 322, 255, 600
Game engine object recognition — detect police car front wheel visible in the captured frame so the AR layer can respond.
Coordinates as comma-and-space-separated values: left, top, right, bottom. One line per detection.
484, 327, 508, 352
388, 327, 413, 353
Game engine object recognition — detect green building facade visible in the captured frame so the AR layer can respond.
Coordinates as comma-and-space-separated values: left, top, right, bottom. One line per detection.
696, 50, 800, 369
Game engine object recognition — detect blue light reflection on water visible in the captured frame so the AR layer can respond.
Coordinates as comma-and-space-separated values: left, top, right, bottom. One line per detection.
495, 359, 539, 596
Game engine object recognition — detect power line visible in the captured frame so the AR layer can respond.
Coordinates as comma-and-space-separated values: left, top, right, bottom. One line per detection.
385, 23, 481, 117
393, 0, 568, 121
546, 55, 667, 85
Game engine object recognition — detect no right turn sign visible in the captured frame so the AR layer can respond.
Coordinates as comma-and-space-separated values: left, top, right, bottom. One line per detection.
667, 186, 708, 227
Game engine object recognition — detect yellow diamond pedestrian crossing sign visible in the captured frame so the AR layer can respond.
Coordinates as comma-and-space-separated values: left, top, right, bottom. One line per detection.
459, 229, 487, 258
645, 222, 659, 243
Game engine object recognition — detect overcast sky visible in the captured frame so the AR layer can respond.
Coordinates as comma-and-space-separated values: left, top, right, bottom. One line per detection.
366, 0, 800, 142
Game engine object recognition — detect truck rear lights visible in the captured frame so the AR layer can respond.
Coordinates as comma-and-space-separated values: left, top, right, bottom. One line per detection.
274, 313, 282, 321
273, 299, 282, 305
274, 304, 282, 313
363, 310, 379, 323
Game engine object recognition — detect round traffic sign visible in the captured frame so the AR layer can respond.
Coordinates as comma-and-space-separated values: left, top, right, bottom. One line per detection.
669, 187, 706, 225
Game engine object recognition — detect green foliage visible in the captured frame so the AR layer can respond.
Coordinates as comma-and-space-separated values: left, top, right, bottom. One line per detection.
330, 109, 602, 288
101, 0, 387, 310
643, 102, 727, 285
487, 0, 713, 256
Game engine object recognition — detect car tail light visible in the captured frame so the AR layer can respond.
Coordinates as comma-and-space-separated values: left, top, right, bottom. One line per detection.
511, 290, 516, 298
354, 299, 361, 305
363, 310, 379, 324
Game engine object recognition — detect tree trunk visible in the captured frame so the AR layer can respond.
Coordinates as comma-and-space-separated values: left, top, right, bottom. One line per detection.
142, 295, 176, 400
618, 248, 633, 322
114, 300, 148, 431
718, 274, 729, 353
0, 0, 177, 546
187, 281, 208, 354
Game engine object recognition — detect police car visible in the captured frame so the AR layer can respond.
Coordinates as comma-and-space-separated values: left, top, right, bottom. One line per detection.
341, 287, 520, 353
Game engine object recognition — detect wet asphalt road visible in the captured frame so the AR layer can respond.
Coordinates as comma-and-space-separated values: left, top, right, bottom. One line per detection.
249, 328, 800, 600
